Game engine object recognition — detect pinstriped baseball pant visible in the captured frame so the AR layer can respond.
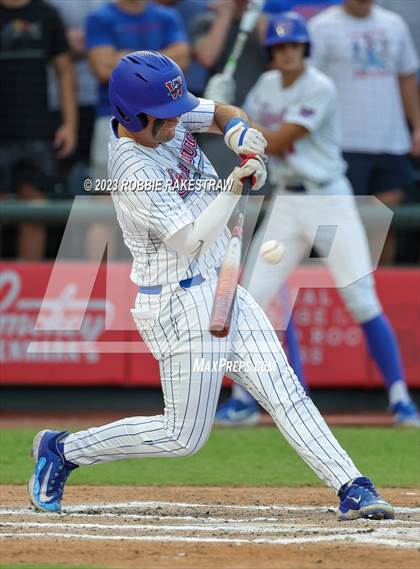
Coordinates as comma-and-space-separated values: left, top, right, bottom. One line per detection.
64, 277, 361, 491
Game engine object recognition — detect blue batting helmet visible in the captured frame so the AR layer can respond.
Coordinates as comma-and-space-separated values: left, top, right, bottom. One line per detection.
109, 51, 199, 132
264, 12, 311, 58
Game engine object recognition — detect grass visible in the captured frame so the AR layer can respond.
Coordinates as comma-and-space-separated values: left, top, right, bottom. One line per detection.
0, 426, 419, 487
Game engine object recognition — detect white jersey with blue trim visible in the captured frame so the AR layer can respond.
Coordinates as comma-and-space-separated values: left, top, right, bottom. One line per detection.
243, 65, 347, 190
108, 98, 230, 286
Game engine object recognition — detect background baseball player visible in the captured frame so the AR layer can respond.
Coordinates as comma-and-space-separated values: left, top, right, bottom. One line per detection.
28, 50, 394, 522
215, 12, 420, 428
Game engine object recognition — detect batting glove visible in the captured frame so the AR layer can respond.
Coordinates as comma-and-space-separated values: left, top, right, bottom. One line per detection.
224, 118, 267, 158
204, 73, 235, 104
228, 153, 267, 194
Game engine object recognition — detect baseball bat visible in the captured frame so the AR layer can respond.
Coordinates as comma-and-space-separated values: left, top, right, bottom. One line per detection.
209, 179, 251, 338
223, 0, 265, 79
203, 0, 265, 102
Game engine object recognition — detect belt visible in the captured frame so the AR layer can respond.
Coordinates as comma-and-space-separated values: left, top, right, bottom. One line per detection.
138, 274, 205, 295
285, 184, 306, 193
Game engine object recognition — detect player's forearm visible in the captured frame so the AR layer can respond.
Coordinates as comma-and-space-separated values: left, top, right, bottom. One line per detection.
209, 103, 250, 135
161, 42, 190, 71
54, 53, 78, 132
258, 123, 309, 156
88, 49, 131, 82
399, 74, 420, 131
166, 191, 240, 257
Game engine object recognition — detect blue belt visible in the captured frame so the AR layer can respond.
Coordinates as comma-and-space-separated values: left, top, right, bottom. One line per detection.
139, 274, 205, 295
285, 184, 306, 193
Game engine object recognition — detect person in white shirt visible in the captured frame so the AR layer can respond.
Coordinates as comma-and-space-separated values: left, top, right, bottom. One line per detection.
309, 0, 420, 215
215, 11, 420, 429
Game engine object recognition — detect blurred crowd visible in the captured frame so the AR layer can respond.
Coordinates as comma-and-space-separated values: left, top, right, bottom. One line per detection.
0, 0, 419, 262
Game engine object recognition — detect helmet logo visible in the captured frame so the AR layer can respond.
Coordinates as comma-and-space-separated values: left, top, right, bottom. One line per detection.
165, 75, 183, 100
276, 22, 292, 37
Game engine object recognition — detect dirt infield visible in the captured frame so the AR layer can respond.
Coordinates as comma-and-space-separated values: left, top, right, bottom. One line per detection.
1, 486, 418, 569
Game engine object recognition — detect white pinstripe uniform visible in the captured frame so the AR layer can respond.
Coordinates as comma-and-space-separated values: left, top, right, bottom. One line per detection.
63, 99, 361, 491
242, 66, 382, 323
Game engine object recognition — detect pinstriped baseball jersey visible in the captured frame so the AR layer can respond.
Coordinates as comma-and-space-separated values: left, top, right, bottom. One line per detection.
108, 98, 230, 286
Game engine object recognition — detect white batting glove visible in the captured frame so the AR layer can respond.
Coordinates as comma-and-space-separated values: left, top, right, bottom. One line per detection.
204, 73, 235, 104
224, 118, 267, 157
204, 73, 235, 105
229, 153, 267, 194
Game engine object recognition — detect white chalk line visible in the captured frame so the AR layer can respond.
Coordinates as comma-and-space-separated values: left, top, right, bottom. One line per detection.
63, 501, 336, 513
7, 520, 418, 537
1, 502, 419, 515
1, 502, 418, 550
63, 501, 420, 515
2, 511, 418, 526
0, 531, 418, 548
0, 509, 279, 523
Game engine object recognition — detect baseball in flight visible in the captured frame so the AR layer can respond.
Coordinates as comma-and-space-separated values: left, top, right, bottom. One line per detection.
259, 240, 285, 264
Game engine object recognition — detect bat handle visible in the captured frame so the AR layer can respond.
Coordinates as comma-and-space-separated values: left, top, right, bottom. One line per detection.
239, 176, 253, 200
210, 307, 233, 338
239, 0, 265, 33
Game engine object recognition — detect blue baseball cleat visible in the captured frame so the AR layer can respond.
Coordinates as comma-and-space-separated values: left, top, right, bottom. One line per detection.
214, 397, 261, 427
28, 430, 78, 512
392, 401, 420, 428
338, 477, 395, 521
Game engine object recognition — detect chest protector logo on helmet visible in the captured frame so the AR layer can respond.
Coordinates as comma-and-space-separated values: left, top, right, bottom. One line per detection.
165, 76, 183, 100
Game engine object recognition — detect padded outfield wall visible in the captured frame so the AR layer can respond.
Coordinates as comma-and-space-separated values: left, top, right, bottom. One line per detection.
0, 262, 418, 389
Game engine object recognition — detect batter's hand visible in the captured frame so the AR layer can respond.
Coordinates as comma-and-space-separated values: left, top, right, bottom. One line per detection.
204, 73, 235, 104
224, 119, 267, 158
228, 153, 267, 194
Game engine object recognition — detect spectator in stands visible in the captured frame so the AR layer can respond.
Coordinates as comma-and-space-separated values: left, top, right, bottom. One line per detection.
156, 0, 226, 98
0, 0, 77, 260
309, 0, 420, 263
87, 0, 189, 191
47, 0, 105, 197
85, 0, 190, 260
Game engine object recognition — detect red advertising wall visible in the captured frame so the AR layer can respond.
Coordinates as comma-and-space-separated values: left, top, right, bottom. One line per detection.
0, 263, 158, 386
271, 268, 420, 387
0, 262, 419, 388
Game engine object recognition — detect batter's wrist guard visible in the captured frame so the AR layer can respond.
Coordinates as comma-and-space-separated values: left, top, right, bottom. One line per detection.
224, 118, 249, 137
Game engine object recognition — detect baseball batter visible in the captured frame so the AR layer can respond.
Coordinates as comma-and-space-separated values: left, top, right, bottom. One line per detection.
217, 12, 420, 428
28, 50, 394, 521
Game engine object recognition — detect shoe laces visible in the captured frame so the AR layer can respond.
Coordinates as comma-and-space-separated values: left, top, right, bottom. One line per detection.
47, 459, 77, 499
339, 477, 378, 501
